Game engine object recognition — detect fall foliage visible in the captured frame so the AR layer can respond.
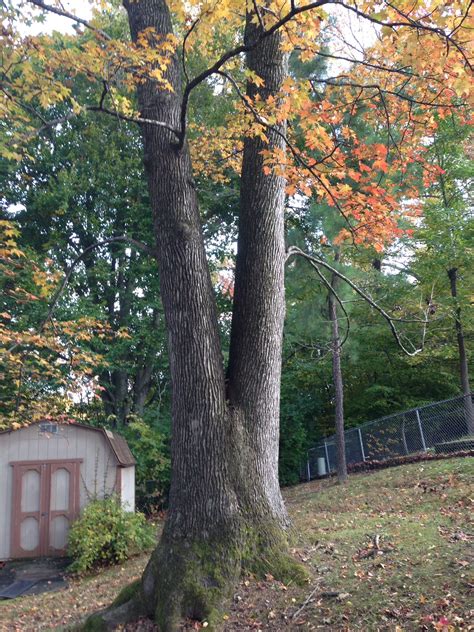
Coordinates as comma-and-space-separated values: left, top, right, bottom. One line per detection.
0, 219, 123, 429
0, 1, 473, 629
1, 2, 472, 253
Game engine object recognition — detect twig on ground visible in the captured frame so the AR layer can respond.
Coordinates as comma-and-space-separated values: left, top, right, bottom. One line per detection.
292, 585, 321, 619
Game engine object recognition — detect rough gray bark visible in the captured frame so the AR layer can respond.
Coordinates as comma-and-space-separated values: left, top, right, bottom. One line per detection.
328, 258, 347, 483
227, 9, 290, 531
82, 2, 304, 630
447, 267, 474, 435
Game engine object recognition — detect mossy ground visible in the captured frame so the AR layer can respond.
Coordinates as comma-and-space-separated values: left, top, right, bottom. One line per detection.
0, 457, 472, 631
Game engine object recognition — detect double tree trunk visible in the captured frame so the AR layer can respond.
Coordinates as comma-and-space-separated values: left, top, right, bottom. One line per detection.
85, 2, 302, 630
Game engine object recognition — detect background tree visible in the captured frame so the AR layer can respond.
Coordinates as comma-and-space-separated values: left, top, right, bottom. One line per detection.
411, 116, 474, 433
0, 220, 108, 427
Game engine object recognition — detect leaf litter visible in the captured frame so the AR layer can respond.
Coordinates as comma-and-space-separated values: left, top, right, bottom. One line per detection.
0, 457, 472, 631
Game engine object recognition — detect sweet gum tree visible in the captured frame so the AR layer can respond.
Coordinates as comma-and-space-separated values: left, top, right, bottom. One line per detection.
1, 0, 472, 629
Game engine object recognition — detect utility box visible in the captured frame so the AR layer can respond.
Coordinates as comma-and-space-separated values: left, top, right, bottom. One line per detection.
317, 457, 327, 477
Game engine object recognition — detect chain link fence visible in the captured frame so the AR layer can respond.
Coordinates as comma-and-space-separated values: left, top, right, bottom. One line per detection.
304, 394, 474, 480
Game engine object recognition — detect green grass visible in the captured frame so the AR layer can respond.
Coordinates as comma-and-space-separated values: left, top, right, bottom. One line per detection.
284, 457, 473, 629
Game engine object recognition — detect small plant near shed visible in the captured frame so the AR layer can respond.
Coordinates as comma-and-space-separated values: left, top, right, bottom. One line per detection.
68, 496, 155, 573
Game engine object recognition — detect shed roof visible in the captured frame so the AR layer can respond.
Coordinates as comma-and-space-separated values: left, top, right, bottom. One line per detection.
0, 421, 136, 467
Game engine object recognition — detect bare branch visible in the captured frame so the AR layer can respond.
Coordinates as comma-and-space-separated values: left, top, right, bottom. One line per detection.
313, 50, 423, 78
182, 18, 201, 83
311, 261, 351, 348
27, 104, 181, 139
286, 246, 429, 356
27, 0, 111, 40
310, 78, 464, 109
86, 105, 181, 137
252, 0, 266, 31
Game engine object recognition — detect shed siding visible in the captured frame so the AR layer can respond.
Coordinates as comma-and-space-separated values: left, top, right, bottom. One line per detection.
120, 466, 136, 511
0, 424, 120, 560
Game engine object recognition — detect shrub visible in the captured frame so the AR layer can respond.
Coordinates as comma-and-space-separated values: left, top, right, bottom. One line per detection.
123, 417, 171, 511
68, 496, 155, 573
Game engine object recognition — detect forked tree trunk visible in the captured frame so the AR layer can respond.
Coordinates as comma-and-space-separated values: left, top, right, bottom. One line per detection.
84, 2, 304, 630
447, 267, 474, 435
328, 263, 347, 483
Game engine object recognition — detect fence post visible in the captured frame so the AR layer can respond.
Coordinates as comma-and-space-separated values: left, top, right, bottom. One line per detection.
416, 408, 428, 451
358, 428, 366, 461
324, 440, 330, 472
306, 458, 311, 482
401, 416, 409, 455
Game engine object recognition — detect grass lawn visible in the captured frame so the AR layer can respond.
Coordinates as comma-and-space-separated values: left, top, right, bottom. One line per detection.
0, 457, 472, 631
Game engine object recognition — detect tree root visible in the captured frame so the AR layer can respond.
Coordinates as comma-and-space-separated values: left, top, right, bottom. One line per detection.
80, 596, 144, 631
80, 521, 308, 631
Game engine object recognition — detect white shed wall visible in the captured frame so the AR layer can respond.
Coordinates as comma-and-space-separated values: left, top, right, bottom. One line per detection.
0, 424, 120, 560
120, 466, 135, 512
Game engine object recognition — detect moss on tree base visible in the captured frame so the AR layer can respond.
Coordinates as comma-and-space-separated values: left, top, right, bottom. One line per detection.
79, 516, 307, 631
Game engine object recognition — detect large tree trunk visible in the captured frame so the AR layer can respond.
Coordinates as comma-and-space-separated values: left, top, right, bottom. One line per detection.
328, 259, 347, 482
84, 2, 304, 630
447, 267, 474, 435
226, 8, 290, 535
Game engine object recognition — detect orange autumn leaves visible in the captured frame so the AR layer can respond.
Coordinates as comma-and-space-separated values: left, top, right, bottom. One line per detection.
2, 0, 473, 251
190, 8, 472, 250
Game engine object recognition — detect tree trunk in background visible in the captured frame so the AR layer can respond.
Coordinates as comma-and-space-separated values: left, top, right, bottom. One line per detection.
133, 310, 162, 417
84, 2, 304, 630
447, 267, 474, 435
133, 360, 154, 417
329, 257, 347, 483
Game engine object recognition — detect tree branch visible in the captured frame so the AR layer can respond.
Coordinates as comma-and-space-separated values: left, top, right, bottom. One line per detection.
311, 262, 351, 348
334, 0, 472, 71
27, 0, 111, 40
23, 0, 471, 148
286, 246, 429, 356
309, 78, 465, 109
175, 0, 471, 147
23, 103, 181, 139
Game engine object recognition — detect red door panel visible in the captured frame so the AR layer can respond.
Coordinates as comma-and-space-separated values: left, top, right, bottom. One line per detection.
10, 460, 81, 558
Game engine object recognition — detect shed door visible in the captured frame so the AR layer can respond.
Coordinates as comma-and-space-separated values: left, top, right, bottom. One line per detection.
10, 461, 81, 558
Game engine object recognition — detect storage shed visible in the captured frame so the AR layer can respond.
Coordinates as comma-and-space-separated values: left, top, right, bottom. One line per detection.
0, 421, 136, 560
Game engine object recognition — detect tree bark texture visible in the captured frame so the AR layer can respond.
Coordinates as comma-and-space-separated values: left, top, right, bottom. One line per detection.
328, 263, 347, 483
83, 2, 304, 630
227, 9, 290, 533
447, 267, 474, 435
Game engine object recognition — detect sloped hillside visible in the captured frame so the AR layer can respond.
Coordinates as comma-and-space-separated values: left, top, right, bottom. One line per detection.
0, 458, 472, 631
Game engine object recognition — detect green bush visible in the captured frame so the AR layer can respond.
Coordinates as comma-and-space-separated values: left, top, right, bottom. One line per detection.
68, 496, 155, 573
123, 417, 171, 511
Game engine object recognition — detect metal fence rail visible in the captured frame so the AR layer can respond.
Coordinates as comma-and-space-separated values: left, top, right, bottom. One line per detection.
305, 394, 474, 480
